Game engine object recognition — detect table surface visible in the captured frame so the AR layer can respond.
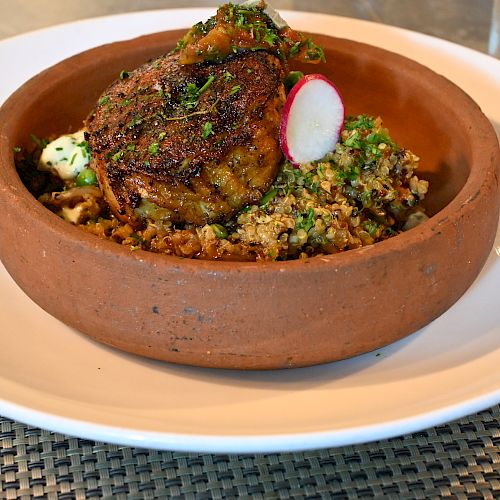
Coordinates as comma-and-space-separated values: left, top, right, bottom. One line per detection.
1, 1, 499, 498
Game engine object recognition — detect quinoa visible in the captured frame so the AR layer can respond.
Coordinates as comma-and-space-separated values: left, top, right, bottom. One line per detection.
17, 115, 429, 262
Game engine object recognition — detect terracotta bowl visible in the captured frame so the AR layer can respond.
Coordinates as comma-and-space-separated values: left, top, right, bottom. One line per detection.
0, 30, 498, 370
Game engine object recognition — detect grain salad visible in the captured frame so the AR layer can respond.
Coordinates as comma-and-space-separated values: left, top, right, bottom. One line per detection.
16, 114, 429, 261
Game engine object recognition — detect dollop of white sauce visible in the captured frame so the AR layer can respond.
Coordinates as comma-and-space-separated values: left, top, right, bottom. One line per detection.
38, 130, 90, 180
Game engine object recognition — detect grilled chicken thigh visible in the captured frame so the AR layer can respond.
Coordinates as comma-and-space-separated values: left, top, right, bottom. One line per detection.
86, 51, 286, 226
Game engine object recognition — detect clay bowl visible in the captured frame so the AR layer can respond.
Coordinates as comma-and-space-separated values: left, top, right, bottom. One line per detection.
0, 30, 499, 370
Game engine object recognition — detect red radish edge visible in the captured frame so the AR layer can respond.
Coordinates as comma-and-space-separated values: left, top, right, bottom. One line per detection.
280, 73, 345, 166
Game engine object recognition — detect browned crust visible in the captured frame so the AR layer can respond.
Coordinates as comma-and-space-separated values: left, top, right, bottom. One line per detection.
86, 51, 286, 225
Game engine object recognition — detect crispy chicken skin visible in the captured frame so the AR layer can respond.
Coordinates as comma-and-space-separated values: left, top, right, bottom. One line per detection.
85, 51, 286, 226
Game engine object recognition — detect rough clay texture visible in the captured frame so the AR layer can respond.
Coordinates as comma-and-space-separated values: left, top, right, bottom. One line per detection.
0, 31, 498, 369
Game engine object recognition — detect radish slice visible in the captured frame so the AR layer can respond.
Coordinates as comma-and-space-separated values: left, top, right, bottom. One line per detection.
280, 74, 345, 164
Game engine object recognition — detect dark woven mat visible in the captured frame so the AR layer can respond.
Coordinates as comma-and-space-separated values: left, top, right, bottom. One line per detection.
1, 405, 499, 499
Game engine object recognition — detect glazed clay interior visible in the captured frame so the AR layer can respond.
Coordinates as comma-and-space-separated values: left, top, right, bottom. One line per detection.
1, 30, 498, 370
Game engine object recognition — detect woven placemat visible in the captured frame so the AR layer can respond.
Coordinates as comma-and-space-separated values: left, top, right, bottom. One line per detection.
1, 405, 499, 499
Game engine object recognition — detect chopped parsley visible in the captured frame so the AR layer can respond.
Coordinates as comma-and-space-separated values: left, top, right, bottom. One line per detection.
202, 122, 214, 139
229, 85, 241, 96
148, 142, 160, 155
111, 150, 124, 162
296, 208, 315, 233
180, 76, 215, 110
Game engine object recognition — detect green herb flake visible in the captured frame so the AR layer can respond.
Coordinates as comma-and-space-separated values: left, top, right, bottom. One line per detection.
13, 146, 22, 153
69, 153, 77, 166
344, 131, 362, 149
148, 142, 160, 155
202, 122, 214, 139
259, 188, 278, 207
98, 96, 110, 106
119, 70, 130, 80
223, 71, 235, 81
210, 223, 228, 239
198, 75, 215, 94
229, 85, 241, 96
126, 144, 136, 152
345, 115, 374, 131
296, 208, 315, 233
128, 115, 143, 129
111, 150, 124, 162
29, 134, 49, 149
181, 82, 201, 110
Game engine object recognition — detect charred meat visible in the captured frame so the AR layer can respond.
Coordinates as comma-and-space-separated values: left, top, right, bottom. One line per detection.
86, 51, 286, 226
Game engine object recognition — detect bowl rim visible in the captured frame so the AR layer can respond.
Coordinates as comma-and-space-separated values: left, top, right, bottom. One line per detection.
0, 30, 498, 275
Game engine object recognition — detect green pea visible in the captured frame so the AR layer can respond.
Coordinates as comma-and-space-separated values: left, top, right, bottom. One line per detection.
76, 168, 98, 187
284, 71, 304, 92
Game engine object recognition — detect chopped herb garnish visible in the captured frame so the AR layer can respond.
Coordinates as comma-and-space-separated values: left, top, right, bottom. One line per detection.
210, 224, 228, 239
229, 85, 241, 96
98, 96, 110, 106
259, 188, 278, 207
202, 122, 214, 139
198, 75, 215, 94
158, 132, 167, 141
112, 151, 124, 161
223, 71, 235, 81
180, 76, 215, 110
13, 146, 22, 153
148, 143, 160, 155
128, 115, 143, 129
126, 144, 136, 152
129, 233, 146, 244
29, 134, 49, 149
69, 153, 77, 166
296, 208, 315, 232
119, 70, 130, 80
344, 115, 374, 131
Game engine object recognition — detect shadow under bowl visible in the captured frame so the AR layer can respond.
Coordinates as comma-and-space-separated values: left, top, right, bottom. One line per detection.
0, 31, 498, 369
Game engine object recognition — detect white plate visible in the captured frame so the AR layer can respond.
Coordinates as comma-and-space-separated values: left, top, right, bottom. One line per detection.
0, 9, 499, 454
